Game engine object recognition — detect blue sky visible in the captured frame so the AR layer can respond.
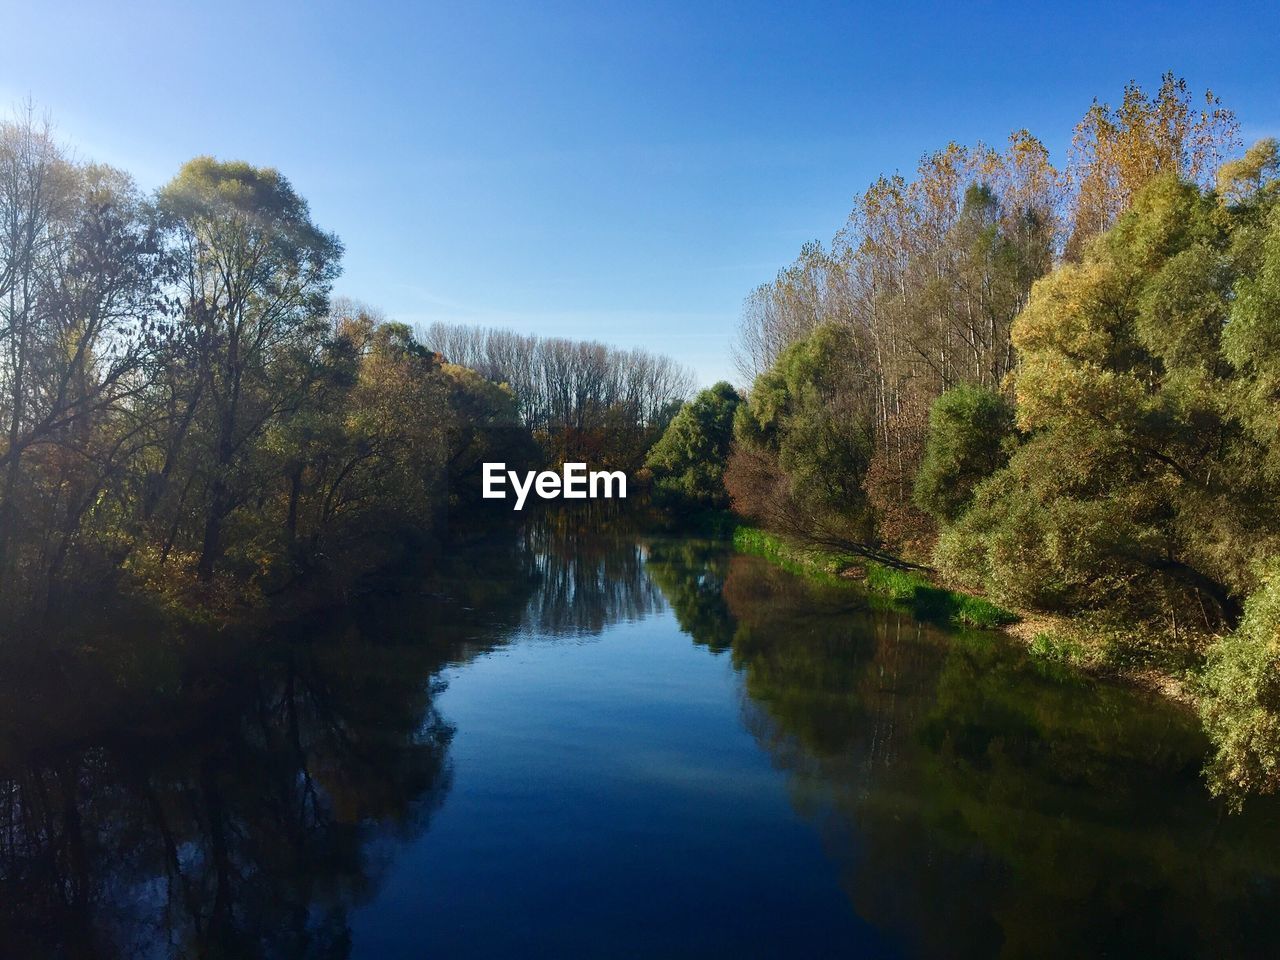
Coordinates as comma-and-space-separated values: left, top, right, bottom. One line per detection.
5, 1, 1279, 384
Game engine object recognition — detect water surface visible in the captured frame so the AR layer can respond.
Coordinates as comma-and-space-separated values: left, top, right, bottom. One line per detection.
2, 524, 1279, 958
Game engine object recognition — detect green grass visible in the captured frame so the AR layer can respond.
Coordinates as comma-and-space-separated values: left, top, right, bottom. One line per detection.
1028, 630, 1092, 666
731, 526, 853, 583
732, 525, 1017, 630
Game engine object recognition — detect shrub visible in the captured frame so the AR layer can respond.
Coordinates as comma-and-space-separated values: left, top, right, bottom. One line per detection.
1200, 561, 1280, 808
913, 385, 1016, 523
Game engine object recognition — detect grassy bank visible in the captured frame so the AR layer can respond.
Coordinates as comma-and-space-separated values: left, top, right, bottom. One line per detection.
731, 526, 1017, 629
730, 525, 1200, 703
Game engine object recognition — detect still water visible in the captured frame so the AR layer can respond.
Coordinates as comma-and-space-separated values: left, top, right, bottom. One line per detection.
2, 521, 1279, 958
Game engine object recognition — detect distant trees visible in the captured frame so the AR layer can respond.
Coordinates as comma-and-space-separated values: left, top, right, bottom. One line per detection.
646, 381, 741, 509
420, 321, 693, 471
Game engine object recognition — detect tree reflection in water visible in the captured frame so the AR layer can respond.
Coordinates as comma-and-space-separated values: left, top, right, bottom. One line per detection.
0, 516, 676, 959
0, 532, 545, 959
646, 543, 1280, 960
9, 527, 1280, 959
518, 511, 664, 636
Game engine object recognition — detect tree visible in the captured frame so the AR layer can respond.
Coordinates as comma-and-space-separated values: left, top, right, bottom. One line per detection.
438, 360, 539, 509
0, 113, 167, 600
939, 158, 1280, 632
1066, 73, 1239, 258
646, 381, 742, 508
731, 131, 1059, 556
1200, 560, 1280, 807
420, 322, 693, 469
158, 158, 342, 581
1216, 138, 1280, 207
727, 323, 899, 562
913, 385, 1015, 523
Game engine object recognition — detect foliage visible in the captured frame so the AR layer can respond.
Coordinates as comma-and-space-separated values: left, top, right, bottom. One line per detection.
913, 385, 1016, 522
1200, 560, 1280, 807
863, 562, 1017, 628
420, 321, 693, 471
0, 115, 691, 609
732, 76, 1239, 563
1067, 72, 1239, 257
938, 164, 1280, 640
645, 381, 741, 509
731, 525, 852, 583
727, 323, 883, 557
733, 525, 1015, 629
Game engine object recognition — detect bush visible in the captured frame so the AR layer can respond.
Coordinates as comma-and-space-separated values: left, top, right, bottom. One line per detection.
646, 381, 742, 509
913, 385, 1016, 523
1200, 561, 1280, 808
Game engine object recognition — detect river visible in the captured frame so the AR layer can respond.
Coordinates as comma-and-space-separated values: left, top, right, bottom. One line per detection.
2, 518, 1279, 958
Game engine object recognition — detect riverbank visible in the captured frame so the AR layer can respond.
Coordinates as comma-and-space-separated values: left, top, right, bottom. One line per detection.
731, 525, 1198, 705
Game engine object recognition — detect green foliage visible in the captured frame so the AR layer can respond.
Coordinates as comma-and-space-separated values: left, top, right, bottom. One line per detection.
913, 385, 1016, 522
736, 324, 873, 512
1028, 630, 1091, 667
937, 162, 1280, 637
728, 323, 878, 551
1200, 560, 1280, 807
731, 526, 850, 583
646, 381, 741, 509
865, 562, 1018, 629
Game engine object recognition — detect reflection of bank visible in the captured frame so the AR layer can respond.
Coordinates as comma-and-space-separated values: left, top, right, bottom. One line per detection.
0, 534, 539, 959
0, 515, 680, 957
675, 550, 1280, 960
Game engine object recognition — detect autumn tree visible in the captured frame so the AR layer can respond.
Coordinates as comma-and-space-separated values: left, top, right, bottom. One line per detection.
1066, 72, 1239, 258
938, 159, 1280, 633
0, 113, 167, 601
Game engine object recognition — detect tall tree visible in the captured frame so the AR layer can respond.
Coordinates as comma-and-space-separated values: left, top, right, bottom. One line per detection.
1066, 72, 1238, 258
158, 159, 341, 581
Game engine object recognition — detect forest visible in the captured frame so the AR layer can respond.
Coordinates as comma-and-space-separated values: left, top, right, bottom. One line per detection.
0, 112, 692, 616
640, 75, 1280, 808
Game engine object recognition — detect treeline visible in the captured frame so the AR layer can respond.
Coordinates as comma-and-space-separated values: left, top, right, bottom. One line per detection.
731, 73, 1240, 554
420, 322, 693, 470
0, 111, 685, 613
643, 75, 1280, 804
